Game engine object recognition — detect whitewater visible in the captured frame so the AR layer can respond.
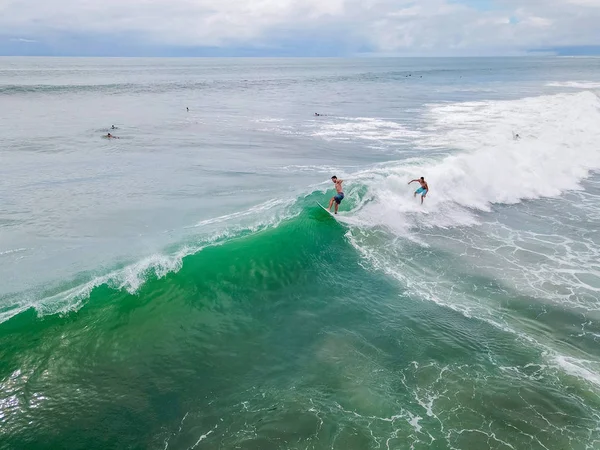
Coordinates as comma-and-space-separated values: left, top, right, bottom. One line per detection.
1, 57, 600, 450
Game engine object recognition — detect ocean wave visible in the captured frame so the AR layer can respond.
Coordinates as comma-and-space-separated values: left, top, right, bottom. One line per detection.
0, 198, 299, 325
312, 117, 422, 144
4, 90, 600, 393
341, 91, 600, 233
331, 91, 600, 387
546, 81, 600, 89
337, 92, 600, 302
8, 91, 600, 325
0, 78, 298, 96
0, 248, 27, 257
0, 82, 147, 95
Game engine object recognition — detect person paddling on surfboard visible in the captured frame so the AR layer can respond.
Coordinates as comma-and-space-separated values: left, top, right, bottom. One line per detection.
408, 176, 428, 204
328, 176, 344, 214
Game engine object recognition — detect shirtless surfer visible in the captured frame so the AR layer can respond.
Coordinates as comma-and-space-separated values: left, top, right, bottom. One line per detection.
328, 176, 344, 214
408, 177, 428, 204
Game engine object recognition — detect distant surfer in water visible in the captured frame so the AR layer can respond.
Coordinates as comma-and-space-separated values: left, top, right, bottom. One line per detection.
106, 133, 119, 139
408, 177, 428, 204
187, 107, 189, 112
111, 125, 117, 130
315, 113, 321, 116
513, 131, 521, 140
328, 176, 344, 214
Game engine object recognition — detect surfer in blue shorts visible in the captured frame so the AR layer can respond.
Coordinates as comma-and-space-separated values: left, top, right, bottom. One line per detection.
408, 176, 429, 204
328, 176, 344, 214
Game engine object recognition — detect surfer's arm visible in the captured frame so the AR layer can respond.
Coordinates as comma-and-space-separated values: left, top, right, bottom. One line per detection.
408, 179, 417, 184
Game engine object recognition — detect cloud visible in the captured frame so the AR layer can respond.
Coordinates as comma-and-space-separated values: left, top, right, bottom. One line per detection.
0, 0, 599, 55
567, 0, 600, 6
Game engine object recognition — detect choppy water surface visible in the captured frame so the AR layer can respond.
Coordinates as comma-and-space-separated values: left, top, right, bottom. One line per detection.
1, 57, 600, 449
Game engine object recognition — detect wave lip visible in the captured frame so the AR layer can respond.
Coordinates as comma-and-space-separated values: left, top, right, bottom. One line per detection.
190, 198, 294, 229
0, 197, 299, 325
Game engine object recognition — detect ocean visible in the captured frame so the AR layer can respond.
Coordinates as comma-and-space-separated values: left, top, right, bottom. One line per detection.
1, 57, 600, 450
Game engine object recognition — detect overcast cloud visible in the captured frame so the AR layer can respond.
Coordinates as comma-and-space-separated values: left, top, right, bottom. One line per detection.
1, 0, 599, 55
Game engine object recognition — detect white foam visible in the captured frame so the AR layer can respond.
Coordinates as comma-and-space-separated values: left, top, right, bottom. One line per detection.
345, 92, 600, 234
32, 245, 198, 320
312, 117, 421, 144
0, 248, 27, 257
407, 413, 423, 434
191, 424, 217, 449
546, 81, 600, 89
339, 92, 600, 388
252, 118, 284, 123
551, 355, 600, 386
278, 164, 358, 174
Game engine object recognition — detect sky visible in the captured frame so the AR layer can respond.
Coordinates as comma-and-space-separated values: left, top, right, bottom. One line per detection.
1, 0, 599, 56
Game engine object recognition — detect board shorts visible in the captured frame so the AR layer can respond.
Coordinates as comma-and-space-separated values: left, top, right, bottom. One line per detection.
416, 187, 428, 195
334, 192, 345, 204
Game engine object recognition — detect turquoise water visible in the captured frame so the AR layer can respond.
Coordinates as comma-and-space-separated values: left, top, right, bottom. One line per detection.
1, 57, 600, 449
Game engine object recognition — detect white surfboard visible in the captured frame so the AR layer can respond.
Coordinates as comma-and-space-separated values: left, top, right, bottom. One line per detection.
317, 202, 336, 217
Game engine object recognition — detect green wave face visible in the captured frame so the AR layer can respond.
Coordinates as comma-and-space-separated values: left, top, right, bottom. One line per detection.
2, 202, 598, 450
0, 206, 388, 448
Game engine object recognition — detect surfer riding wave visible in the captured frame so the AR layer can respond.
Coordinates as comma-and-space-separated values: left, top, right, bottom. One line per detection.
408, 176, 428, 204
328, 176, 344, 214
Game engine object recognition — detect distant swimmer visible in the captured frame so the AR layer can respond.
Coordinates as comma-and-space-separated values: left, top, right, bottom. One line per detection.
106, 133, 119, 139
315, 112, 321, 116
187, 107, 189, 112
111, 125, 117, 130
513, 131, 521, 140
408, 176, 429, 204
328, 175, 344, 214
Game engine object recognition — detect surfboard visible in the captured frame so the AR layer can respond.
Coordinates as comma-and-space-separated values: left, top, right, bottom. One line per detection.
317, 202, 336, 217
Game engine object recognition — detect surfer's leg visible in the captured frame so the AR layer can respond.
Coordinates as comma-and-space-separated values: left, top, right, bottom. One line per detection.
334, 203, 339, 214
328, 197, 335, 210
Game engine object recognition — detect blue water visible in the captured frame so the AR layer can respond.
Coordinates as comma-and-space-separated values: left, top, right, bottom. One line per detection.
1, 57, 600, 449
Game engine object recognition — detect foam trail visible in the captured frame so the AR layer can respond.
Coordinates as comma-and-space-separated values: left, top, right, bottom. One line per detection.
191, 424, 218, 449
